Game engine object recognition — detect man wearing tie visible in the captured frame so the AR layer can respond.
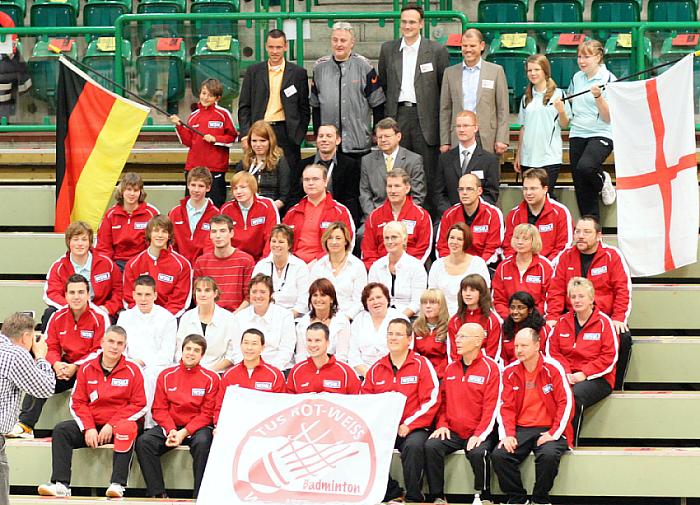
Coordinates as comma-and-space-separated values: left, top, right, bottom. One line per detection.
378, 3, 449, 216
435, 110, 500, 215
439, 28, 510, 156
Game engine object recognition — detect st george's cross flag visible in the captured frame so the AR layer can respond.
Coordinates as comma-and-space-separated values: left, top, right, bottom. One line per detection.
607, 54, 699, 277
55, 56, 149, 232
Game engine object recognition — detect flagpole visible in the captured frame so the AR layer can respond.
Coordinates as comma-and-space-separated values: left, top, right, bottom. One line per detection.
55, 52, 206, 138
561, 49, 700, 102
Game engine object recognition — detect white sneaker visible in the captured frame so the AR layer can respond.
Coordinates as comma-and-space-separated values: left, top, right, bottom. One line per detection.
37, 482, 71, 497
106, 483, 125, 498
6, 422, 33, 439
472, 493, 482, 505
601, 171, 616, 205
434, 499, 448, 504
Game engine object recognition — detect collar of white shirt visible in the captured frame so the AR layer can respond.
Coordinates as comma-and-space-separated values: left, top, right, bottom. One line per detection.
460, 144, 475, 160
462, 58, 482, 71
400, 35, 421, 52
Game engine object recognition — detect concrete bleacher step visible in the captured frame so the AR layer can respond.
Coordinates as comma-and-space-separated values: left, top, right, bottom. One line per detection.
627, 336, 700, 384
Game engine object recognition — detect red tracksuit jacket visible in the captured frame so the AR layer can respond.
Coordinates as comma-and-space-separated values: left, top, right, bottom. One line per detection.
220, 195, 280, 262
546, 308, 619, 389
361, 196, 433, 269
46, 304, 109, 365
123, 248, 193, 317
447, 309, 502, 364
282, 193, 356, 262
436, 200, 504, 264
96, 202, 159, 262
152, 362, 220, 434
503, 196, 573, 262
44, 250, 123, 317
287, 355, 361, 394
413, 327, 448, 380
70, 354, 147, 431
168, 198, 219, 264
498, 353, 574, 448
175, 103, 237, 172
545, 243, 632, 324
437, 353, 501, 440
361, 350, 440, 430
492, 254, 553, 319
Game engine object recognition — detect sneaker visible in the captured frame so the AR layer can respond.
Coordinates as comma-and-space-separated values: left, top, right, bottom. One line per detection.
387, 498, 406, 504
472, 494, 482, 505
37, 482, 71, 497
106, 483, 125, 498
434, 498, 448, 504
601, 171, 616, 205
6, 422, 33, 439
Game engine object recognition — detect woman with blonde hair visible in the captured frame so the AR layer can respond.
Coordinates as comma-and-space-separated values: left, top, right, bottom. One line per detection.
412, 289, 450, 378
235, 120, 292, 211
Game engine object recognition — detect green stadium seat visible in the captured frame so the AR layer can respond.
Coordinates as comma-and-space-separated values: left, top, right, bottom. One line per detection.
655, 34, 700, 112
190, 36, 240, 108
477, 0, 528, 42
533, 0, 584, 42
648, 0, 697, 38
30, 0, 79, 28
136, 37, 186, 114
137, 0, 186, 40
0, 0, 26, 26
83, 0, 132, 27
603, 34, 652, 80
444, 32, 462, 66
191, 0, 239, 40
545, 34, 589, 89
27, 39, 78, 111
485, 33, 538, 113
83, 37, 132, 90
590, 0, 641, 39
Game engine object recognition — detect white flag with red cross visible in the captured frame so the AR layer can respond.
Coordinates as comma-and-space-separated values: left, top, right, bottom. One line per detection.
197, 386, 406, 505
607, 53, 699, 277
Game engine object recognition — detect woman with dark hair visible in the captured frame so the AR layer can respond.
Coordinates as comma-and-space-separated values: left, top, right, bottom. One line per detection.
500, 291, 547, 365
446, 274, 502, 363
295, 278, 351, 363
412, 289, 450, 379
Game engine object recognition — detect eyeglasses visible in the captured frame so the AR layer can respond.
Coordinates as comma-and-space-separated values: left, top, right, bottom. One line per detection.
458, 187, 477, 193
303, 177, 324, 183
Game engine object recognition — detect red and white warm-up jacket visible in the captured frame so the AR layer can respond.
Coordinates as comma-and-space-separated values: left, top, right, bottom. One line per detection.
175, 102, 238, 172
436, 200, 504, 264
437, 353, 501, 440
96, 202, 160, 263
220, 195, 280, 262
498, 353, 574, 448
123, 248, 193, 318
45, 304, 109, 366
361, 196, 433, 269
168, 198, 220, 264
44, 250, 123, 317
501, 325, 548, 366
282, 193, 356, 262
287, 355, 361, 394
492, 254, 553, 319
215, 358, 286, 424
361, 350, 440, 431
502, 196, 573, 262
152, 362, 220, 434
413, 327, 448, 380
70, 353, 147, 431
546, 307, 619, 389
447, 309, 502, 364
545, 243, 632, 324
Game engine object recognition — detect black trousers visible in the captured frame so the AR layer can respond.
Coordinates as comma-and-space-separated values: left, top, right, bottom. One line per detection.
396, 105, 439, 219
521, 164, 561, 199
424, 430, 495, 500
491, 426, 568, 504
50, 420, 136, 486
572, 377, 612, 441
183, 170, 228, 208
135, 425, 213, 498
19, 375, 74, 429
615, 330, 633, 390
569, 136, 613, 220
270, 121, 302, 205
385, 429, 429, 503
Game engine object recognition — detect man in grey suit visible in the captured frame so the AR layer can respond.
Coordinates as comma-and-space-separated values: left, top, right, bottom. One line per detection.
378, 3, 449, 217
440, 28, 510, 155
359, 117, 426, 219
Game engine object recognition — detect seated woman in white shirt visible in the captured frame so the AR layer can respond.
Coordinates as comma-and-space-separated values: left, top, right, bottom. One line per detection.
367, 221, 427, 318
348, 282, 408, 376
176, 276, 235, 372
252, 224, 309, 318
428, 222, 490, 315
295, 278, 351, 364
232, 273, 296, 372
309, 221, 367, 320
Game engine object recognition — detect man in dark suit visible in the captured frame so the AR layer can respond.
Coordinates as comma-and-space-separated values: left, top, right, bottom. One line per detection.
300, 124, 362, 227
238, 29, 310, 202
435, 110, 500, 215
378, 3, 449, 217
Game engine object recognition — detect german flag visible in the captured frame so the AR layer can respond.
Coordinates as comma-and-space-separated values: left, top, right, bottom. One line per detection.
55, 56, 149, 232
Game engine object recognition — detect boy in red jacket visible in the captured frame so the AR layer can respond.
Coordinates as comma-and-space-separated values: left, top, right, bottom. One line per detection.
170, 78, 237, 207
136, 334, 219, 499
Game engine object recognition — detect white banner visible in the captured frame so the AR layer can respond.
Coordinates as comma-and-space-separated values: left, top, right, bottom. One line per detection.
607, 53, 699, 277
197, 387, 406, 505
